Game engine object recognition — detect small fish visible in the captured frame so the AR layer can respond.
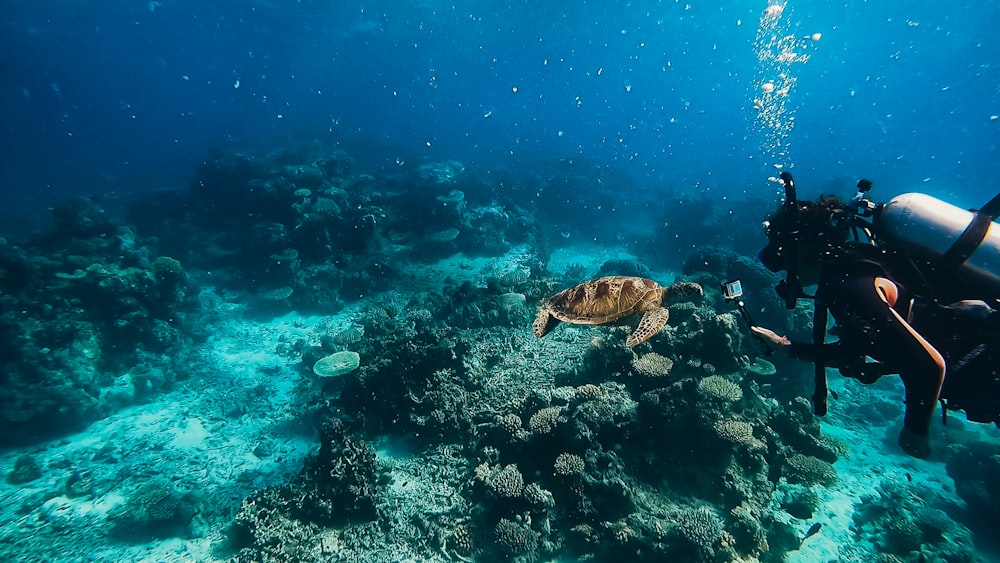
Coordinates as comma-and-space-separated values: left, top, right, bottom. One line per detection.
801, 522, 822, 544
829, 389, 839, 400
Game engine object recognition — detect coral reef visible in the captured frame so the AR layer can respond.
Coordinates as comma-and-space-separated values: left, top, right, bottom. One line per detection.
554, 453, 586, 476
0, 198, 199, 446
631, 352, 675, 378
128, 147, 541, 313
230, 420, 381, 561
946, 439, 1000, 535
4, 143, 984, 562
851, 480, 976, 562
107, 477, 197, 540
6, 454, 42, 485
495, 517, 541, 557
783, 454, 837, 487
312, 351, 361, 378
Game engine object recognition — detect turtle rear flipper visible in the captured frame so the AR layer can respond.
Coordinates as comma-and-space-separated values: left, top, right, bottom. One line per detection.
627, 307, 669, 346
533, 309, 560, 338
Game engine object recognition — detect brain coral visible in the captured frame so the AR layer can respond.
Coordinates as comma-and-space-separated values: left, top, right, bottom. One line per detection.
313, 351, 361, 378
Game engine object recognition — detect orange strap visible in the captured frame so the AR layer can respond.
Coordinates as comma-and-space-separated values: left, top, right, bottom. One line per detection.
874, 277, 898, 307
873, 277, 946, 405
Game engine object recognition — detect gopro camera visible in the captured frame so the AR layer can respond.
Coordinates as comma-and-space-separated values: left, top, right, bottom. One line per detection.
721, 280, 743, 302
721, 279, 756, 330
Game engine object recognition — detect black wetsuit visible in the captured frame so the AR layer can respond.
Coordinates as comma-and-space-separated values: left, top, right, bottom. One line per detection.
785, 254, 947, 438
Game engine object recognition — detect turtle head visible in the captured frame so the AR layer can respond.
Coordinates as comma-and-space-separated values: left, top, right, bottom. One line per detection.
665, 282, 704, 302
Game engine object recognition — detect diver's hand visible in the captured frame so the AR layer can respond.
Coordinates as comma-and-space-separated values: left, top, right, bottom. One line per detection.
944, 299, 996, 319
750, 326, 791, 349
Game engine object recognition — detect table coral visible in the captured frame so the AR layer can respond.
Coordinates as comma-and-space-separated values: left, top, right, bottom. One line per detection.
312, 351, 360, 378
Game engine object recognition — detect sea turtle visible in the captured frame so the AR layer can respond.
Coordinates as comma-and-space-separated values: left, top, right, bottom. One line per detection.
532, 276, 703, 346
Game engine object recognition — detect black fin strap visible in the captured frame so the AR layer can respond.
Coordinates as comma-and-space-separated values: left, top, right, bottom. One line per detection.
812, 302, 829, 416
939, 192, 1000, 272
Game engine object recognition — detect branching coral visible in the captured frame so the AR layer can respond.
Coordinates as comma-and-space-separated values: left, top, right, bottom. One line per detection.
475, 463, 525, 499
297, 420, 380, 522
574, 384, 602, 401
554, 453, 585, 476
697, 375, 743, 403
523, 482, 556, 509
529, 406, 566, 434
632, 352, 675, 378
784, 453, 837, 487
713, 418, 760, 450
496, 413, 528, 441
666, 505, 725, 559
495, 517, 539, 556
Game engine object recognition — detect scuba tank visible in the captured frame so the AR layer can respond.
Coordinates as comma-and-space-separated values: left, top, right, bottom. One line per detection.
874, 192, 1000, 293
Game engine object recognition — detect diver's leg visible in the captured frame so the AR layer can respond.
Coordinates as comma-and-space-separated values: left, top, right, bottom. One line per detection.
829, 276, 945, 457
872, 289, 945, 458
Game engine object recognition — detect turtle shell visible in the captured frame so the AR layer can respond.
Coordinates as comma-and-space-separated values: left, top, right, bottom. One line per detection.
546, 276, 662, 325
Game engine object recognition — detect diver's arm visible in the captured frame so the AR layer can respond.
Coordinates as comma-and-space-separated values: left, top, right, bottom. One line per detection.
752, 327, 887, 383
750, 326, 849, 365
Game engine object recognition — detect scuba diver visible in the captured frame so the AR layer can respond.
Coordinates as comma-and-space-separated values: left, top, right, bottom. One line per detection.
749, 172, 1000, 458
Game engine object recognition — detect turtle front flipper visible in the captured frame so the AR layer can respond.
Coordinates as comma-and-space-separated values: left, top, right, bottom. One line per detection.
533, 309, 560, 338
627, 307, 669, 346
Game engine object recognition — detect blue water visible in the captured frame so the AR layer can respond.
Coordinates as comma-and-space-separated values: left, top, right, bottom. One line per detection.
3, 0, 997, 225
2, 2, 1000, 562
